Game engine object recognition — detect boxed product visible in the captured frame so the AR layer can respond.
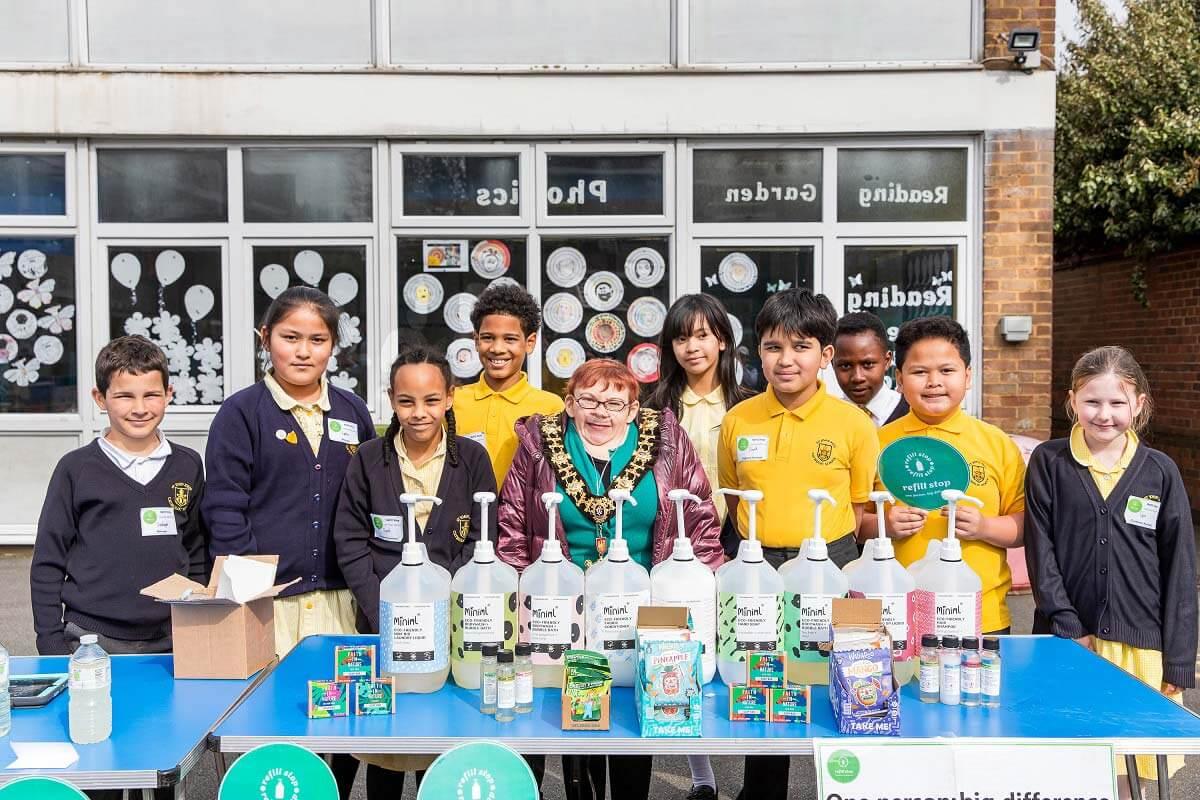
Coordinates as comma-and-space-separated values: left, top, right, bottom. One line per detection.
352, 678, 395, 715
635, 607, 702, 737
141, 555, 298, 679
747, 651, 787, 688
561, 650, 612, 731
308, 680, 350, 718
728, 685, 768, 722
769, 686, 811, 724
335, 644, 376, 682
828, 598, 900, 736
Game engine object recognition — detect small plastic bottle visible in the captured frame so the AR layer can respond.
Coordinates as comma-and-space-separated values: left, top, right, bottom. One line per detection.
69, 635, 112, 744
495, 650, 515, 722
918, 633, 940, 704
514, 643, 533, 714
480, 644, 498, 715
0, 640, 11, 737
939, 635, 961, 706
981, 636, 1002, 708
960, 636, 981, 707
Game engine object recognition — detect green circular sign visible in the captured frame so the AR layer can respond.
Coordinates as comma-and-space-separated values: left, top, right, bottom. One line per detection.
737, 436, 749, 452
826, 749, 861, 784
372, 515, 384, 529
143, 510, 157, 524
219, 743, 337, 800
330, 421, 342, 433
1127, 498, 1143, 513
417, 742, 537, 800
0, 778, 88, 800
877, 436, 970, 510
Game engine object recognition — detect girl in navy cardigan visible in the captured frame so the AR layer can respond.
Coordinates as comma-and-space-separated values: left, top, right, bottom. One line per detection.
333, 344, 495, 800
1025, 346, 1196, 790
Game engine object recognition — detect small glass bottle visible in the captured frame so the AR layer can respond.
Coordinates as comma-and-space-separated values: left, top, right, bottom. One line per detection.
960, 636, 981, 706
981, 636, 1002, 708
939, 635, 961, 706
495, 650, 516, 723
514, 643, 533, 714
480, 644, 498, 715
918, 633, 940, 703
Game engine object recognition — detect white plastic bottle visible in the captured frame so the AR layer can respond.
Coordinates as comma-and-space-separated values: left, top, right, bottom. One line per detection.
584, 490, 651, 687
519, 493, 585, 688
0, 640, 10, 737
846, 491, 918, 685
451, 492, 519, 690
914, 490, 984, 643
380, 492, 451, 693
714, 488, 783, 686
68, 634, 112, 744
781, 490, 848, 686
650, 489, 718, 684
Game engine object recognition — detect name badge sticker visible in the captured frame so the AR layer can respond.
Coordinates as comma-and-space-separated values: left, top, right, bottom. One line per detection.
371, 513, 406, 542
1124, 496, 1161, 530
327, 418, 359, 445
736, 435, 770, 462
140, 507, 179, 537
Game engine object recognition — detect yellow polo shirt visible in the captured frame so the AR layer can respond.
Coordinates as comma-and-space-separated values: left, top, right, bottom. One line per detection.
879, 409, 1026, 633
680, 386, 728, 521
1070, 425, 1139, 500
453, 372, 564, 484
264, 372, 330, 456
718, 381, 879, 548
394, 430, 448, 532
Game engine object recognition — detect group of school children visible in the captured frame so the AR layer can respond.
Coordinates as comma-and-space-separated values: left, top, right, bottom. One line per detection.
27, 275, 1196, 800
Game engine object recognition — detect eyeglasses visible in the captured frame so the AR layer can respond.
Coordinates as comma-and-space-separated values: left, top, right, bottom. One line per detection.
571, 395, 630, 413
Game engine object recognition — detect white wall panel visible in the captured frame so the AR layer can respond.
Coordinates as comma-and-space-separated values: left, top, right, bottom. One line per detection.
0, 0, 69, 63
0, 433, 80, 542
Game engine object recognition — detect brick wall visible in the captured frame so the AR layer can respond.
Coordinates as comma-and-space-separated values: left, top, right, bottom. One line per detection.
981, 129, 1055, 438
1054, 248, 1200, 512
984, 0, 1056, 67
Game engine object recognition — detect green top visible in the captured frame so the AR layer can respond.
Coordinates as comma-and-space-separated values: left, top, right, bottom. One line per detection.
558, 419, 657, 571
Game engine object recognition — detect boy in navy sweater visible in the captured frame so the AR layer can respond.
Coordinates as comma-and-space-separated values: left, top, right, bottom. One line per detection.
31, 336, 208, 655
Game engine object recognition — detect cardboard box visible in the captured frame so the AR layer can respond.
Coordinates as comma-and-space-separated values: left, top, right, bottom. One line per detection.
353, 678, 395, 715
828, 598, 900, 736
747, 651, 787, 688
635, 606, 694, 642
769, 686, 811, 723
308, 680, 350, 718
729, 685, 768, 721
141, 555, 297, 679
635, 607, 702, 737
561, 651, 611, 731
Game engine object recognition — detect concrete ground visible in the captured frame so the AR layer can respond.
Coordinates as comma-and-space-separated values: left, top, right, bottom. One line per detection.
2, 546, 1197, 799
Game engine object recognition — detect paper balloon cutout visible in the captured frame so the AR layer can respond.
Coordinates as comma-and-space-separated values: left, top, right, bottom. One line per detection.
185, 285, 215, 322
294, 250, 324, 287
155, 250, 185, 287
259, 264, 289, 299
111, 253, 141, 290
327, 272, 358, 307
18, 250, 47, 280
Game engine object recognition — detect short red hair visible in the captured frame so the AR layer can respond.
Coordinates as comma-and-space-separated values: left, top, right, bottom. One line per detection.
566, 358, 639, 403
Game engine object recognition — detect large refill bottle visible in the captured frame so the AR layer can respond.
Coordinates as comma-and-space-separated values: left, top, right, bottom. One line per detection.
714, 488, 783, 685
846, 491, 918, 685
380, 492, 451, 693
913, 489, 984, 643
584, 490, 651, 687
650, 489, 718, 683
451, 492, 519, 690
780, 490, 848, 686
518, 492, 585, 688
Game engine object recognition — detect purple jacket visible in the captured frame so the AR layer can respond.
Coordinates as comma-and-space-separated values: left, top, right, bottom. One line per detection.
496, 409, 723, 573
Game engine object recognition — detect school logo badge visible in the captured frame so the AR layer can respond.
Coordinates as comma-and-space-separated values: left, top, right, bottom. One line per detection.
970, 461, 987, 486
346, 443, 358, 456
454, 514, 471, 543
169, 482, 193, 510
813, 439, 835, 465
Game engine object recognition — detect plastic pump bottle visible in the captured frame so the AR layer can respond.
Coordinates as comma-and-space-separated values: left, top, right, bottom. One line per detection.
714, 487, 783, 685
518, 492, 584, 688
451, 491, 519, 690
650, 488, 718, 683
781, 489, 848, 685
846, 490, 918, 685
914, 489, 984, 642
380, 492, 451, 693
584, 489, 652, 687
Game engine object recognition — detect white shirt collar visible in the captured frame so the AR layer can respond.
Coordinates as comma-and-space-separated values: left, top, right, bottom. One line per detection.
97, 430, 172, 469
862, 385, 903, 427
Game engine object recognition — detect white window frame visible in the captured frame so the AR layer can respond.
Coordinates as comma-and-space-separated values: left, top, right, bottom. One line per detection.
390, 143, 534, 229
0, 141, 78, 228
536, 142, 675, 228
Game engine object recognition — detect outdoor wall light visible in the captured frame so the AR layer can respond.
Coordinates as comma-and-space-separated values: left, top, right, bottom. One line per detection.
1007, 29, 1041, 70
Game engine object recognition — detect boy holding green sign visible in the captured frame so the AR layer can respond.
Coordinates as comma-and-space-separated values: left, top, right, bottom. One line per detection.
868, 316, 1026, 636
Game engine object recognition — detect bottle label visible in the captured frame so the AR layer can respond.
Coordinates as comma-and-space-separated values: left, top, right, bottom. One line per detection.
497, 678, 515, 710
914, 590, 981, 640
516, 670, 533, 704
381, 599, 449, 673
482, 673, 497, 704
718, 592, 782, 658
784, 592, 834, 665
919, 659, 939, 694
586, 590, 649, 652
69, 663, 109, 690
940, 662, 960, 698
0, 658, 7, 684
982, 661, 1002, 697
520, 594, 581, 665
962, 664, 981, 694
866, 591, 912, 659
452, 591, 517, 664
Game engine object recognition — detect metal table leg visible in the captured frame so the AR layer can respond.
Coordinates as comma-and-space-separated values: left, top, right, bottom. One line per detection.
1126, 755, 1142, 798
1156, 755, 1170, 800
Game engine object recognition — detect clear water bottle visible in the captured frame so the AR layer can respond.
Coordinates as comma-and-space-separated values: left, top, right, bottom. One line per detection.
69, 635, 112, 744
0, 640, 11, 737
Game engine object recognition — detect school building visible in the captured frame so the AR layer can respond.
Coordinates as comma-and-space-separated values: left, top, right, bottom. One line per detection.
0, 0, 1055, 543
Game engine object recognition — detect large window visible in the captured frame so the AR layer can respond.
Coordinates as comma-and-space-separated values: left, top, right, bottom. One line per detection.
97, 149, 229, 224
243, 149, 373, 224
0, 154, 66, 217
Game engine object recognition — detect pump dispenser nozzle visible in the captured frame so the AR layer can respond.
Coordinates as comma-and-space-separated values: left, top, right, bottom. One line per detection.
939, 489, 984, 562
869, 490, 896, 560
472, 491, 497, 563
666, 488, 703, 561
399, 492, 443, 565
805, 489, 836, 560
540, 492, 565, 563
606, 489, 636, 562
716, 487, 765, 562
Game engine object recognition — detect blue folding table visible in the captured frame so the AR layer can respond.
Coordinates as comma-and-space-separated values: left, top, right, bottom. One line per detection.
213, 634, 1200, 796
0, 654, 269, 798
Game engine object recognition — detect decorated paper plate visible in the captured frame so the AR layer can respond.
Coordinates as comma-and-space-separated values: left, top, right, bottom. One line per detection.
585, 313, 626, 354
0, 334, 16, 364
546, 247, 587, 288
627, 343, 661, 383
546, 338, 586, 380
488, 276, 521, 291
443, 293, 477, 334
728, 312, 744, 346
402, 274, 445, 315
583, 271, 624, 312
34, 334, 63, 365
471, 240, 511, 279
627, 296, 667, 338
718, 252, 758, 293
6, 309, 37, 340
446, 338, 482, 379
544, 292, 584, 334
0, 285, 12, 315
624, 247, 666, 288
